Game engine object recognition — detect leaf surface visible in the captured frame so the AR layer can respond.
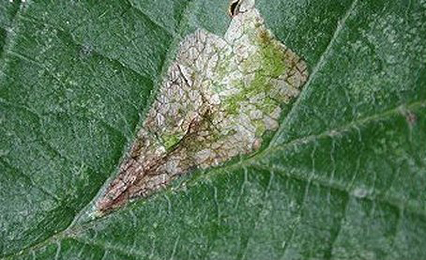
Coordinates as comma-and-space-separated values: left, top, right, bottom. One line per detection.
1, 0, 425, 259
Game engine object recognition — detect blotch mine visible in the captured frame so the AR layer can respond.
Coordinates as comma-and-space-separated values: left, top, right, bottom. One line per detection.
96, 0, 309, 213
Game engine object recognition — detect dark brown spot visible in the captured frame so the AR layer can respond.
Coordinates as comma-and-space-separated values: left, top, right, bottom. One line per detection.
229, 0, 242, 17
405, 110, 417, 126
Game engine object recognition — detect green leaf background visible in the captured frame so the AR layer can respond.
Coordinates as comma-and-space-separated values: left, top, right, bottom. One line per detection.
1, 0, 425, 259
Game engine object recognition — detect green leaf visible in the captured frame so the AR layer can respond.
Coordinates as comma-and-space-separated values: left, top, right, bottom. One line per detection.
1, 0, 425, 259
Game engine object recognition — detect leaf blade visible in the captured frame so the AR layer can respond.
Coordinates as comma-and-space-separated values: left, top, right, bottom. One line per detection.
1, 0, 426, 259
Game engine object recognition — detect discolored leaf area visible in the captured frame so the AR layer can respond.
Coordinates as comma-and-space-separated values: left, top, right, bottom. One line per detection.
96, 0, 309, 213
1, 0, 425, 259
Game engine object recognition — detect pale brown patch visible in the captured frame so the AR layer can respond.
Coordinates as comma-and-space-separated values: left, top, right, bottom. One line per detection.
96, 0, 308, 213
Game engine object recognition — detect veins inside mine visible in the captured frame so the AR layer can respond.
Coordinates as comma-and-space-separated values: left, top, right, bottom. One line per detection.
96, 0, 309, 213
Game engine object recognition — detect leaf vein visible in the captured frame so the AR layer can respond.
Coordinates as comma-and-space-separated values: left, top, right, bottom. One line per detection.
269, 0, 359, 147
251, 163, 426, 220
71, 237, 147, 258
124, 0, 176, 36
0, 158, 61, 203
255, 99, 425, 166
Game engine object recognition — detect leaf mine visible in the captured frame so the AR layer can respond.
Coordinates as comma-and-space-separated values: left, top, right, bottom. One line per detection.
96, 0, 309, 213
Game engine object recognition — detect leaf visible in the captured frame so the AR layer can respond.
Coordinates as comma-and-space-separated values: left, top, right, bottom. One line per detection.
1, 0, 425, 259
